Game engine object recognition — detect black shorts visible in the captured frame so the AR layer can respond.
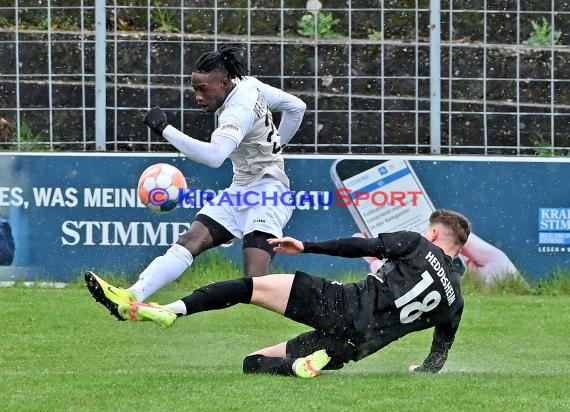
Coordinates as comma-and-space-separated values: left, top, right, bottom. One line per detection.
284, 271, 366, 367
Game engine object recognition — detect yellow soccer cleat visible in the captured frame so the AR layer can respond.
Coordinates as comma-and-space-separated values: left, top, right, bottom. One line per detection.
294, 349, 331, 378
118, 301, 177, 329
84, 271, 136, 321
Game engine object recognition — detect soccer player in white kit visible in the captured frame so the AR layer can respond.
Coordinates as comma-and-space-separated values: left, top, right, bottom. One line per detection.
85, 45, 306, 321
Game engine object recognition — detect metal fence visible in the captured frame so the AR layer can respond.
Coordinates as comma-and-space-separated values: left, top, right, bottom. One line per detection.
0, 1, 569, 155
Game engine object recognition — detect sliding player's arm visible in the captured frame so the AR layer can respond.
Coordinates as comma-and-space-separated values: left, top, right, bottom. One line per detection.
269, 232, 421, 259
410, 306, 463, 374
302, 231, 421, 260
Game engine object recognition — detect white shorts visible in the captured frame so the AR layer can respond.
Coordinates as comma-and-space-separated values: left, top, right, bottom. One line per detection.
196, 178, 293, 239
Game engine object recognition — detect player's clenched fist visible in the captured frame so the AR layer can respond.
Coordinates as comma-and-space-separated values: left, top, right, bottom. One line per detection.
143, 106, 168, 135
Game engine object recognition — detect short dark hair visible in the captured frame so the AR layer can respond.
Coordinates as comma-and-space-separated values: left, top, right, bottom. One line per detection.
192, 44, 247, 80
429, 209, 471, 247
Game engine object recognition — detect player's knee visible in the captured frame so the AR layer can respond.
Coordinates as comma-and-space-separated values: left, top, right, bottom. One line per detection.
176, 232, 209, 256
243, 233, 276, 276
251, 273, 290, 294
243, 231, 276, 256
248, 275, 271, 300
180, 215, 234, 254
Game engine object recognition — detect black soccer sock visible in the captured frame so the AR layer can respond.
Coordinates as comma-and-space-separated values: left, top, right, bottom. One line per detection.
181, 277, 253, 315
242, 354, 296, 376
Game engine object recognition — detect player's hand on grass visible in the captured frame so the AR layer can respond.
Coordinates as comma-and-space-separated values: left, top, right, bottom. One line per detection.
268, 237, 304, 254
143, 106, 168, 135
408, 364, 436, 373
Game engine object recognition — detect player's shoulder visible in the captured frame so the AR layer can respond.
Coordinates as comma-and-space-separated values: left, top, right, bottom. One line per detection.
236, 76, 264, 87
233, 76, 264, 93
228, 78, 262, 105
379, 230, 422, 243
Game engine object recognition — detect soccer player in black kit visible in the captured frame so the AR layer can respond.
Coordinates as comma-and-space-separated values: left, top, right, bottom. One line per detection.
117, 209, 471, 378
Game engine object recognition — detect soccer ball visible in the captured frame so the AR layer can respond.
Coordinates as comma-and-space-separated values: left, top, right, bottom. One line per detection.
138, 163, 187, 213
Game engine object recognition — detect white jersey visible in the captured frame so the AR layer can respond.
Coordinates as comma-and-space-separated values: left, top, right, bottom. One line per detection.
237, 77, 306, 147
214, 78, 288, 188
162, 77, 305, 188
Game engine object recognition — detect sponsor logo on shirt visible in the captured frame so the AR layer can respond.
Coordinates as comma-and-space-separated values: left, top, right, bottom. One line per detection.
221, 123, 240, 132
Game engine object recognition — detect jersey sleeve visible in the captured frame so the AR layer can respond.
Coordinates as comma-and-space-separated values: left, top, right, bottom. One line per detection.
215, 103, 256, 147
162, 125, 237, 168
250, 78, 306, 146
414, 305, 463, 373
377, 231, 423, 259
302, 231, 421, 259
302, 236, 385, 258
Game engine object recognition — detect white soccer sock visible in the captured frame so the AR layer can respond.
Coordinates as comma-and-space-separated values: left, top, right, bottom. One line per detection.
129, 244, 193, 301
291, 358, 300, 373
164, 300, 187, 316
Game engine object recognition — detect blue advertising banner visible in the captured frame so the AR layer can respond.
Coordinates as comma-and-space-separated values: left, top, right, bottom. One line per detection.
0, 153, 569, 282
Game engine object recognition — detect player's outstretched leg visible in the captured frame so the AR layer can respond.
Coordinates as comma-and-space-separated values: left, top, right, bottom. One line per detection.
118, 301, 177, 328
293, 349, 331, 378
84, 271, 136, 321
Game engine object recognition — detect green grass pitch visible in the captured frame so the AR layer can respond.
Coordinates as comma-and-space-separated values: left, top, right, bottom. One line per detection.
1, 271, 569, 411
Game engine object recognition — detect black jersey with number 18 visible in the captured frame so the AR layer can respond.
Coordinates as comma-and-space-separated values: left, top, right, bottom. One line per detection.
303, 231, 463, 371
